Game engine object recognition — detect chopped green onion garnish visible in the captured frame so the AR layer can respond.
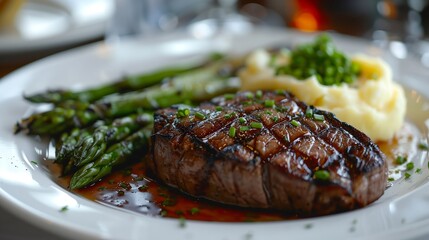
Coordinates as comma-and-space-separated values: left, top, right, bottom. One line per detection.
242, 101, 253, 106
416, 168, 422, 173
224, 112, 235, 119
264, 99, 275, 108
275, 106, 289, 113
276, 89, 285, 95
245, 92, 254, 99
395, 156, 407, 165
177, 108, 190, 118
272, 116, 279, 122
190, 208, 200, 215
265, 110, 273, 115
179, 217, 186, 228
239, 117, 246, 124
224, 93, 235, 100
229, 126, 236, 138
388, 177, 395, 182
418, 142, 429, 150
406, 162, 414, 171
31, 160, 38, 165
160, 210, 167, 217
215, 106, 223, 111
195, 112, 206, 120
305, 108, 313, 118
290, 119, 301, 127
59, 206, 68, 212
313, 114, 325, 121
240, 126, 250, 131
250, 122, 263, 129
256, 90, 263, 98
275, 34, 360, 86
404, 172, 411, 179
314, 170, 330, 180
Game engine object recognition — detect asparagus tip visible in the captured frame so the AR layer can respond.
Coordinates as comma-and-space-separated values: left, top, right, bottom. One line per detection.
14, 121, 24, 134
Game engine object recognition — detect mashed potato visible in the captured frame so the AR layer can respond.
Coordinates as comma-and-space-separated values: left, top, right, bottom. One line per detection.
239, 50, 406, 141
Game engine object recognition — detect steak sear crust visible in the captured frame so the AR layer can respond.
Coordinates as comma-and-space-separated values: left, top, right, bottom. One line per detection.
149, 91, 388, 216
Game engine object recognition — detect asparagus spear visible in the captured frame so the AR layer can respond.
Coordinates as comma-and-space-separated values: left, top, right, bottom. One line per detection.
70, 126, 152, 189
15, 63, 239, 135
72, 113, 153, 167
24, 54, 225, 104
56, 128, 91, 164
14, 105, 97, 135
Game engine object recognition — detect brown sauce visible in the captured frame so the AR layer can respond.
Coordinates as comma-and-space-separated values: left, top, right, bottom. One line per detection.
44, 122, 420, 222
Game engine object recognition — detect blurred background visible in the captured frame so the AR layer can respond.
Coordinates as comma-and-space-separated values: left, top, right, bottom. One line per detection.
1, 0, 429, 77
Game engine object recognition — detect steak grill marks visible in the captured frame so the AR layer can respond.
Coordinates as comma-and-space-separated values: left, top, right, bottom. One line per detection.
151, 91, 387, 215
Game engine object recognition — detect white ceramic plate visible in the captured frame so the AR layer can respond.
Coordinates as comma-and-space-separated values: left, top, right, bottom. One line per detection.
0, 0, 113, 53
1, 28, 429, 240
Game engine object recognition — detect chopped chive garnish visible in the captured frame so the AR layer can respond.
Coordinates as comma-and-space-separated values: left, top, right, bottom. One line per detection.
313, 114, 325, 121
256, 90, 263, 98
272, 116, 279, 122
245, 92, 254, 99
160, 210, 167, 217
314, 170, 330, 180
406, 162, 414, 171
290, 119, 301, 127
240, 126, 250, 131
229, 126, 236, 138
239, 117, 246, 124
59, 206, 68, 212
275, 106, 289, 113
276, 89, 285, 95
305, 108, 313, 118
117, 190, 125, 196
418, 142, 429, 150
416, 168, 422, 173
179, 217, 186, 228
388, 177, 395, 181
250, 122, 263, 129
265, 110, 273, 115
176, 108, 190, 118
224, 112, 235, 119
190, 207, 200, 215
195, 112, 206, 120
31, 160, 38, 165
242, 101, 253, 106
395, 156, 407, 165
404, 172, 411, 179
224, 93, 235, 100
215, 106, 223, 111
264, 99, 275, 108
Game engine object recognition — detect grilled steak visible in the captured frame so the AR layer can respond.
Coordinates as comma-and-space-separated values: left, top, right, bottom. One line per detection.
149, 91, 387, 215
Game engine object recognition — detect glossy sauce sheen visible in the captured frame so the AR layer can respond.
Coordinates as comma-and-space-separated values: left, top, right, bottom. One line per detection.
75, 162, 297, 222
46, 122, 418, 222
